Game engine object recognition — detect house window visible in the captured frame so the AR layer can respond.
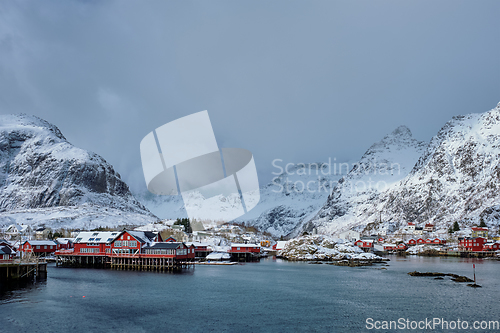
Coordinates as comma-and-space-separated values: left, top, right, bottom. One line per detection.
129, 241, 137, 248
115, 241, 122, 247
123, 241, 128, 247
92, 233, 98, 236
237, 247, 240, 250
36, 246, 40, 249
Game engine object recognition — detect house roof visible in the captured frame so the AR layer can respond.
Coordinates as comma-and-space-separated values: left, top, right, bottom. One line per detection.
143, 231, 158, 240
184, 242, 209, 247
231, 243, 260, 247
0, 246, 12, 255
23, 240, 57, 246
74, 231, 120, 244
55, 238, 73, 245
113, 231, 155, 246
143, 242, 184, 250
6, 224, 30, 233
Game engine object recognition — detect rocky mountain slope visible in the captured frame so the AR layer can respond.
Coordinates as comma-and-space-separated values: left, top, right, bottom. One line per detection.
0, 114, 157, 229
234, 163, 344, 237
304, 103, 500, 236
301, 125, 427, 235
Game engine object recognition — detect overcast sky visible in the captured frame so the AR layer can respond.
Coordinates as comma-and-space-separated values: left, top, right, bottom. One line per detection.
0, 1, 498, 192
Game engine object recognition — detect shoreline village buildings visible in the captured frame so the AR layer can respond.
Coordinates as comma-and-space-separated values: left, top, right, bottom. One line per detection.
20, 240, 58, 256
471, 227, 488, 238
354, 240, 374, 252
403, 222, 416, 233
483, 242, 500, 251
184, 242, 211, 258
0, 245, 14, 262
229, 243, 261, 261
458, 237, 487, 252
423, 224, 434, 232
383, 243, 408, 252
55, 230, 195, 271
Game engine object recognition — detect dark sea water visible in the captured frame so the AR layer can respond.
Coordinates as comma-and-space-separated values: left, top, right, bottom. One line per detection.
1, 256, 499, 333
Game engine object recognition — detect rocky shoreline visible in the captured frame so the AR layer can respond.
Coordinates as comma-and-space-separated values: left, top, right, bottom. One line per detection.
278, 235, 388, 264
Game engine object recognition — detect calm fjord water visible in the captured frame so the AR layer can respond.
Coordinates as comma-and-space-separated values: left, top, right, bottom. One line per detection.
1, 256, 499, 332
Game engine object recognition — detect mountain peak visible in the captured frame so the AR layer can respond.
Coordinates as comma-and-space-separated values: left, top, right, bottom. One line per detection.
390, 125, 412, 138
0, 113, 66, 141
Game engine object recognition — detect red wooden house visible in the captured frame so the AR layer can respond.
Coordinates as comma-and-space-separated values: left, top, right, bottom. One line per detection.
185, 242, 211, 258
229, 243, 261, 261
407, 239, 417, 246
72, 231, 119, 255
229, 244, 260, 253
20, 240, 58, 256
458, 237, 487, 252
429, 238, 446, 245
55, 238, 74, 250
483, 242, 500, 251
423, 223, 434, 232
109, 231, 157, 256
142, 242, 195, 261
354, 240, 374, 252
383, 244, 397, 251
397, 243, 408, 250
416, 238, 426, 244
165, 237, 177, 243
383, 243, 408, 251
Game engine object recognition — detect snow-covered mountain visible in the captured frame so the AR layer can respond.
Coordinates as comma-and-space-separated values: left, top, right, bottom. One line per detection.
0, 114, 157, 229
304, 103, 500, 236
301, 125, 427, 235
234, 162, 344, 237
136, 162, 344, 237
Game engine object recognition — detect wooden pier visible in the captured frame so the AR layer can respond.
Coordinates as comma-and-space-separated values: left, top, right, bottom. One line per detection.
56, 253, 194, 272
0, 261, 47, 282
